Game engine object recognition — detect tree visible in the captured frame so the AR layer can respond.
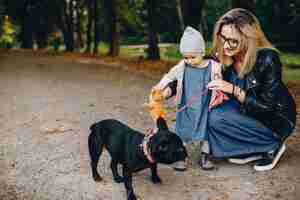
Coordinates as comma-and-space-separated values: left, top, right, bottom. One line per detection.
145, 0, 160, 60
75, 0, 85, 50
232, 0, 255, 13
176, 0, 184, 31
0, 15, 16, 48
86, 0, 93, 53
180, 0, 206, 30
20, 0, 34, 49
93, 0, 100, 54
0, 0, 6, 36
105, 0, 120, 57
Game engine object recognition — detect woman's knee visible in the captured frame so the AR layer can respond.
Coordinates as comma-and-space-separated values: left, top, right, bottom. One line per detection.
208, 109, 225, 130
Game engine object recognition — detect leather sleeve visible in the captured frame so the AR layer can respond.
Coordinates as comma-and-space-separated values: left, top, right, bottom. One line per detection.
243, 50, 282, 114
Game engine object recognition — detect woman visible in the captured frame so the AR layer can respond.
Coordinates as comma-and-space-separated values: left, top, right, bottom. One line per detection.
204, 8, 297, 171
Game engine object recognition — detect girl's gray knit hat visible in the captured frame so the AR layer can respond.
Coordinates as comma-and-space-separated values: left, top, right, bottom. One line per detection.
179, 26, 205, 56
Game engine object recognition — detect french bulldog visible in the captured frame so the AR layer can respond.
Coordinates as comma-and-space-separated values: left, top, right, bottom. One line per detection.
88, 117, 187, 200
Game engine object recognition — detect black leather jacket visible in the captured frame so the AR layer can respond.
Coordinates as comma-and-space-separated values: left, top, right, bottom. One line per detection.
167, 49, 297, 140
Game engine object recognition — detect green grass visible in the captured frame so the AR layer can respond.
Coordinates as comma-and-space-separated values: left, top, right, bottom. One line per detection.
161, 47, 300, 83
280, 52, 300, 83
281, 52, 300, 68
283, 68, 300, 83
102, 44, 300, 83
43, 42, 300, 83
120, 46, 146, 58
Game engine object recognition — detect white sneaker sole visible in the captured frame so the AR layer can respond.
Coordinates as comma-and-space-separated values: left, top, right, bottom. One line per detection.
172, 161, 187, 171
228, 155, 263, 165
254, 144, 286, 172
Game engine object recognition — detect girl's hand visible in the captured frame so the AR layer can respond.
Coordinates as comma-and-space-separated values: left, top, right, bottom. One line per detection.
150, 86, 171, 100
207, 80, 233, 94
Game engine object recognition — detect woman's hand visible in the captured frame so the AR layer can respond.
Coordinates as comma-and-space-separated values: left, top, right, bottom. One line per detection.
207, 80, 233, 94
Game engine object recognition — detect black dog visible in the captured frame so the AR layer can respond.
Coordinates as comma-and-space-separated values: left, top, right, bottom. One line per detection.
88, 117, 187, 200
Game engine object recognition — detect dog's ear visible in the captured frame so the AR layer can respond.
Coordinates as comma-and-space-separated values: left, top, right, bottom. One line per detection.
156, 117, 168, 131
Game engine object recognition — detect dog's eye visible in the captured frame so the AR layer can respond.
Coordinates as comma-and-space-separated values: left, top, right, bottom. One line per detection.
159, 146, 168, 151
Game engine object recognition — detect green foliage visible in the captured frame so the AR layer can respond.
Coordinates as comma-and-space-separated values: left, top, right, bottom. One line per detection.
281, 52, 300, 68
1, 0, 300, 55
204, 0, 231, 40
278, 52, 300, 83
163, 45, 181, 61
120, 35, 146, 45
0, 16, 16, 48
120, 0, 145, 35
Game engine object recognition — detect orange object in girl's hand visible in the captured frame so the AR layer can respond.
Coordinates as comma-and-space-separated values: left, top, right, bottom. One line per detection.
144, 89, 167, 121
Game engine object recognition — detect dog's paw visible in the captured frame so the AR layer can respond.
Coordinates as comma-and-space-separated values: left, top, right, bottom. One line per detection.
113, 176, 124, 183
151, 175, 162, 184
93, 174, 103, 182
127, 192, 137, 200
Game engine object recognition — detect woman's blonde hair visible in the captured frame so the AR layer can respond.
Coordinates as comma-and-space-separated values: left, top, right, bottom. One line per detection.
211, 8, 274, 78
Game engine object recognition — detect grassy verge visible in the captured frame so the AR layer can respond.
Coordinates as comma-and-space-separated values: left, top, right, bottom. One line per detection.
46, 42, 300, 83
281, 52, 300, 83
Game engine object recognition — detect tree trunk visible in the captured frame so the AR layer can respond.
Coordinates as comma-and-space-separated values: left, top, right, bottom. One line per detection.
86, 0, 93, 53
62, 0, 75, 52
68, 0, 75, 52
271, 0, 294, 50
176, 0, 184, 32
93, 0, 100, 54
21, 0, 34, 49
107, 0, 120, 57
145, 0, 160, 60
35, 31, 49, 49
294, 17, 300, 52
180, 0, 205, 30
21, 17, 34, 49
76, 1, 84, 50
199, 0, 208, 40
232, 0, 255, 13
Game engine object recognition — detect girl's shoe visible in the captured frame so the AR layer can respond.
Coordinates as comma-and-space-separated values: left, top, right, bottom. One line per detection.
199, 153, 215, 171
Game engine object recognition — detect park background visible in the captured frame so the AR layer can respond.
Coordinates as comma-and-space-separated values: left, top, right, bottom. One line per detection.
0, 1, 300, 200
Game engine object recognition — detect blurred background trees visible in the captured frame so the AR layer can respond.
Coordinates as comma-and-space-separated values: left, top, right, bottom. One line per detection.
0, 0, 299, 59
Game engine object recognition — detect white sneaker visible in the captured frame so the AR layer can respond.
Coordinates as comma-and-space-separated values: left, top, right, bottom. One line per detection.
172, 161, 187, 171
228, 155, 263, 165
254, 143, 286, 171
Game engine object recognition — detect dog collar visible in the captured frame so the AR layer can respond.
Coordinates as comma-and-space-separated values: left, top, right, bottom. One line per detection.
141, 129, 156, 164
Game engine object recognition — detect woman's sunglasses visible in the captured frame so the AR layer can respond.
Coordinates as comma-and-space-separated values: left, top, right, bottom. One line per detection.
219, 34, 239, 50
183, 56, 196, 60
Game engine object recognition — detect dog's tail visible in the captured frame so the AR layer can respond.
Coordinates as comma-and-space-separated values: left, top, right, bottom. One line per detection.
88, 123, 104, 182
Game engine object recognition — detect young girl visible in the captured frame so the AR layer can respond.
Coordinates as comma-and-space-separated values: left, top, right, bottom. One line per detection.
151, 26, 227, 171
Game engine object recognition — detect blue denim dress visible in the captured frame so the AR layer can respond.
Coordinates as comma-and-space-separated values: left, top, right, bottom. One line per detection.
208, 70, 280, 158
175, 62, 212, 143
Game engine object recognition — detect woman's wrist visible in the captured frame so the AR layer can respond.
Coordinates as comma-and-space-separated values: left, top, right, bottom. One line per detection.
233, 86, 246, 103
231, 84, 235, 95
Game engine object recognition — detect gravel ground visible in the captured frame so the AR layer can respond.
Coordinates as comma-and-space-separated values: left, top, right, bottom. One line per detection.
0, 51, 299, 200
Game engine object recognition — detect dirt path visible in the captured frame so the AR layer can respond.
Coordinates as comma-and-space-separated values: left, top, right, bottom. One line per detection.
0, 51, 299, 200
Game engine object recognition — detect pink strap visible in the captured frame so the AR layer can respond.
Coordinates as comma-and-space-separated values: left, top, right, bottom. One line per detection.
177, 88, 208, 113
142, 133, 156, 163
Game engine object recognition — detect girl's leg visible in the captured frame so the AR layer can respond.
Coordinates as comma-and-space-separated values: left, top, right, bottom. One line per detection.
200, 141, 210, 154
199, 141, 215, 170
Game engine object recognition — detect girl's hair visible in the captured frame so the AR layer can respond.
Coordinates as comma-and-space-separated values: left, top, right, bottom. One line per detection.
211, 8, 274, 78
